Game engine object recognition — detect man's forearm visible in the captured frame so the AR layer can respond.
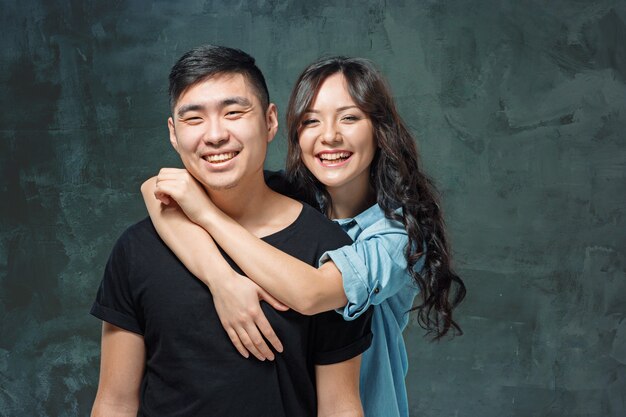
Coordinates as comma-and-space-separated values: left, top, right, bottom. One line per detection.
91, 398, 138, 417
318, 408, 364, 417
316, 357, 363, 417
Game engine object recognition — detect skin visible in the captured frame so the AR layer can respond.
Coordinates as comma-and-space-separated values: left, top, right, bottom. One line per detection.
143, 72, 378, 357
96, 72, 364, 416
298, 73, 377, 218
91, 324, 145, 417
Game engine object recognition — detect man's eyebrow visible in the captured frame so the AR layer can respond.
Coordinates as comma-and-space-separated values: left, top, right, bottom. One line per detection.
176, 97, 252, 117
177, 104, 205, 117
220, 96, 252, 107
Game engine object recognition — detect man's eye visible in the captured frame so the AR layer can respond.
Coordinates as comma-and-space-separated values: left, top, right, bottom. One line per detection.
225, 110, 243, 117
185, 117, 203, 123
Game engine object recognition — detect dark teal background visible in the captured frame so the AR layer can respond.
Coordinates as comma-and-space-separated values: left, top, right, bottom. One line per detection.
1, 1, 625, 416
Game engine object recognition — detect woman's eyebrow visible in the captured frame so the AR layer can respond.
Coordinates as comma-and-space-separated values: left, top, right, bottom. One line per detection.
304, 105, 359, 114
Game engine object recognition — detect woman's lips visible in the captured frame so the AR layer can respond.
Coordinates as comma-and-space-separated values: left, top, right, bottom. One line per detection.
316, 151, 353, 167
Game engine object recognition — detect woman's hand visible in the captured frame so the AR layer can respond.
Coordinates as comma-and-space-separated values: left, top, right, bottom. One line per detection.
154, 168, 215, 225
150, 169, 289, 360
211, 271, 288, 361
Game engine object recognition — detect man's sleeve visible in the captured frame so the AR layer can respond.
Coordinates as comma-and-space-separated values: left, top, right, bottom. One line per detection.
312, 305, 373, 366
90, 234, 143, 335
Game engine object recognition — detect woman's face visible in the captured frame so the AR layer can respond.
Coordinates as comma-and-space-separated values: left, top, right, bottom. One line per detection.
298, 73, 377, 199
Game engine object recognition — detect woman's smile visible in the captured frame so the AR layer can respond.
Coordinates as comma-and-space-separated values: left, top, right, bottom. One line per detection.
298, 73, 377, 196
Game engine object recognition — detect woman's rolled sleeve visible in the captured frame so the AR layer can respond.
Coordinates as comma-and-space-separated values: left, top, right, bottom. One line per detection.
320, 230, 413, 321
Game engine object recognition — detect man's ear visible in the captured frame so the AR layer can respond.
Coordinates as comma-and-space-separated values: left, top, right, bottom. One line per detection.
168, 117, 179, 153
265, 103, 279, 144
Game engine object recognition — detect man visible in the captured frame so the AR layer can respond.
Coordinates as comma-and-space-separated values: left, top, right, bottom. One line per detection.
90, 45, 372, 417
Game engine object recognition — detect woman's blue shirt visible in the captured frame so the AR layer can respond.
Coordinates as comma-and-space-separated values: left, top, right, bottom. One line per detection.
319, 203, 423, 417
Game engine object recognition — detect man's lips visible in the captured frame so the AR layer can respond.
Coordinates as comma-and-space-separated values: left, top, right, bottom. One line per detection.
202, 151, 240, 164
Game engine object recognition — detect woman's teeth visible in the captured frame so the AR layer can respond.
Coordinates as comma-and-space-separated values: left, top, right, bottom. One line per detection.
319, 152, 351, 162
204, 152, 238, 163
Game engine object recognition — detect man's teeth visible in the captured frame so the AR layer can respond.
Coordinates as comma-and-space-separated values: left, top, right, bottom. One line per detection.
319, 152, 351, 161
204, 152, 238, 163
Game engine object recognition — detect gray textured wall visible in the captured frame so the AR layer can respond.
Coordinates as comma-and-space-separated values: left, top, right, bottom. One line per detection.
1, 0, 625, 416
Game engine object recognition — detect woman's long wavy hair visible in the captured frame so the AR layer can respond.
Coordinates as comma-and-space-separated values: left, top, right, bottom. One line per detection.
285, 57, 466, 339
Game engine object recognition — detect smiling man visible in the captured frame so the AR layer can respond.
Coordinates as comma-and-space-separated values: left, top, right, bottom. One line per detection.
90, 45, 373, 417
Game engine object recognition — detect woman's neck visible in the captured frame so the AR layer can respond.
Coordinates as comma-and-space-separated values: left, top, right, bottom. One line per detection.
327, 183, 376, 219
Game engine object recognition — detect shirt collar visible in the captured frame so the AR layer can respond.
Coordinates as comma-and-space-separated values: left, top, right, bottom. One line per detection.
333, 203, 385, 230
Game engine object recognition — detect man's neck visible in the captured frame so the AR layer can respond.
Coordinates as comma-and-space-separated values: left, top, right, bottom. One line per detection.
205, 172, 269, 223
203, 170, 301, 238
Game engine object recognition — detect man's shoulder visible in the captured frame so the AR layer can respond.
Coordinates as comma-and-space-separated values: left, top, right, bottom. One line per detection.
111, 217, 160, 251
262, 203, 352, 276
291, 204, 352, 246
264, 170, 317, 207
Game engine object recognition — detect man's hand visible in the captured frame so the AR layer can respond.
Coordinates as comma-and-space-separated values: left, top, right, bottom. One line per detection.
154, 168, 215, 225
211, 271, 288, 361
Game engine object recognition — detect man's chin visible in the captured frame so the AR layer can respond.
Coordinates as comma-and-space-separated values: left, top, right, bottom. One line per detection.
198, 178, 240, 192
205, 182, 239, 191
190, 171, 240, 193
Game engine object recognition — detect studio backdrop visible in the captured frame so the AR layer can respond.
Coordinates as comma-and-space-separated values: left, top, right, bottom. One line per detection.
1, 1, 625, 416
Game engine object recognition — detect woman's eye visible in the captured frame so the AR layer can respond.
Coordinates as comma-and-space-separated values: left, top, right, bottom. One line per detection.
342, 115, 359, 122
301, 118, 319, 126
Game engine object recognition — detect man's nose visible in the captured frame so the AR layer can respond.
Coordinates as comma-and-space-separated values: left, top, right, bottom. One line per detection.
203, 120, 229, 146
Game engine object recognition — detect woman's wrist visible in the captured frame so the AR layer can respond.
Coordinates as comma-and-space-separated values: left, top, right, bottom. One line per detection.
193, 204, 222, 234
201, 265, 238, 291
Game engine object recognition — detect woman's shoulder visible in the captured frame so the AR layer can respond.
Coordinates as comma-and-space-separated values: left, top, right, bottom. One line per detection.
356, 205, 407, 240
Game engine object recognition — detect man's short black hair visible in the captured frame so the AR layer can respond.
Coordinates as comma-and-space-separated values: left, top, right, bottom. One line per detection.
168, 45, 270, 112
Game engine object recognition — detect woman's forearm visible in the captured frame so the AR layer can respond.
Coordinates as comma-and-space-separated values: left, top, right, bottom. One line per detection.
142, 176, 291, 360
143, 173, 348, 315
196, 205, 348, 315
141, 178, 236, 288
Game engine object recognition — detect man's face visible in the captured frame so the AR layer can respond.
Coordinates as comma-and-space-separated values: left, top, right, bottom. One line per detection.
168, 73, 278, 192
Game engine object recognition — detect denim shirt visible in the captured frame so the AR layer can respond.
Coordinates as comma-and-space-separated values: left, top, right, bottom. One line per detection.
319, 204, 423, 417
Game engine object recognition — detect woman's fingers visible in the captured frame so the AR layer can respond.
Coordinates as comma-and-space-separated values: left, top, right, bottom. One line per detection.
235, 326, 267, 361
255, 313, 284, 354
154, 191, 171, 205
258, 287, 289, 312
225, 327, 250, 359
244, 320, 275, 361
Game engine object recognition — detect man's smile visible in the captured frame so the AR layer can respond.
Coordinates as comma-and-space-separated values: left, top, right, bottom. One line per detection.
202, 151, 240, 164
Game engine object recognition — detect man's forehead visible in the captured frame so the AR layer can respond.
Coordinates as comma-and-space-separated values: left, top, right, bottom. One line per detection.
175, 73, 255, 106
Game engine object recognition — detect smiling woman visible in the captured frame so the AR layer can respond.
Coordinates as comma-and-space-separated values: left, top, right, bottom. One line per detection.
297, 73, 377, 219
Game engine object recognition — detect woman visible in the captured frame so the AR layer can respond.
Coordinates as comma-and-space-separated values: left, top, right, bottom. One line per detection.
143, 57, 466, 417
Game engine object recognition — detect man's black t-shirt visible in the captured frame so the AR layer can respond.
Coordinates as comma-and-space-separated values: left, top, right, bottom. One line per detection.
91, 203, 373, 417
